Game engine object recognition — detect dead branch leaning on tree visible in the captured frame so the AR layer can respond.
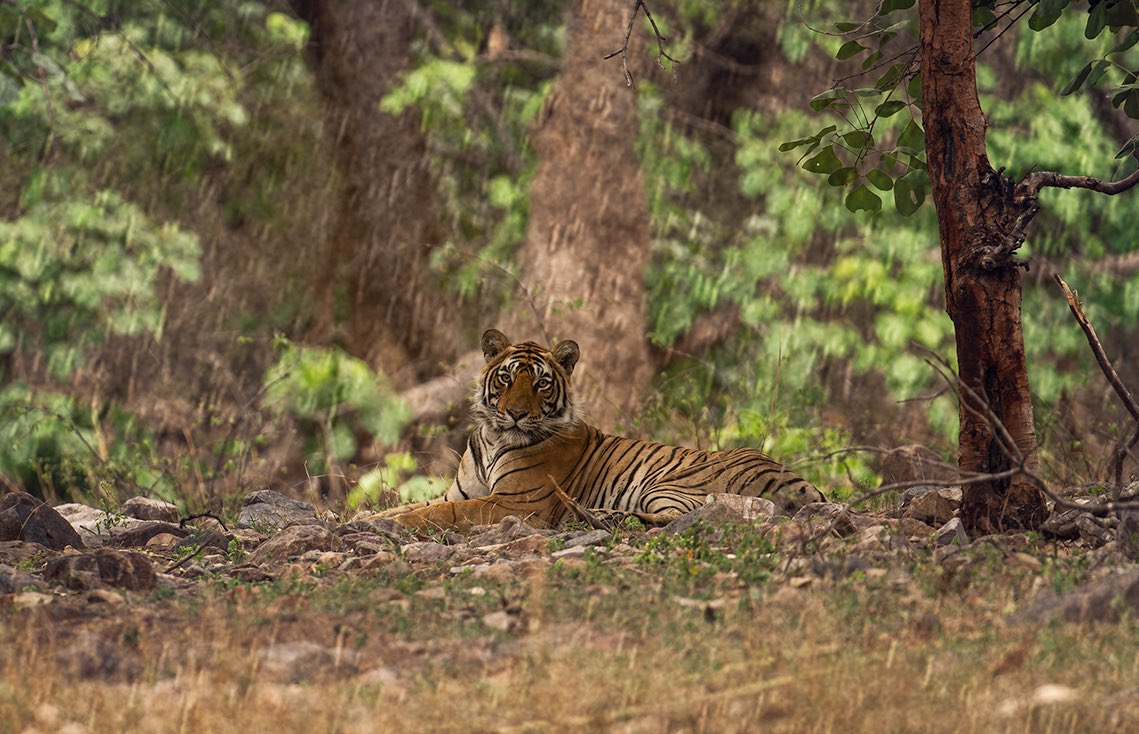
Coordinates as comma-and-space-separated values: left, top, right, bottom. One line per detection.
1054, 274, 1139, 500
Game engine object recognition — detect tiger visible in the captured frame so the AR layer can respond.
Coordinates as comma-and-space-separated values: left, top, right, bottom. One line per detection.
378, 329, 825, 531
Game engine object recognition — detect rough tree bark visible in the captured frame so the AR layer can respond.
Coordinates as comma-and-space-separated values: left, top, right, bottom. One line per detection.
290, 0, 468, 387
505, 0, 655, 432
919, 0, 1047, 532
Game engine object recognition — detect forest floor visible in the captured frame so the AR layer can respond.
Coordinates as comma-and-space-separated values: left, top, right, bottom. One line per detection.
2, 490, 1139, 734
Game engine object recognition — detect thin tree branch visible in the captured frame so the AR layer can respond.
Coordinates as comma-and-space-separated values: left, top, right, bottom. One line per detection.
1018, 166, 1139, 200
603, 0, 678, 88
1055, 273, 1139, 496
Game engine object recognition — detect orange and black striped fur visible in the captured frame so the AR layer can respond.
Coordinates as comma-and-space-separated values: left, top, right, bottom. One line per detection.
381, 329, 825, 531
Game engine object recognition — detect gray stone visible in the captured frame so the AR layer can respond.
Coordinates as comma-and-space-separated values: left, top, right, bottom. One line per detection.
1117, 511, 1139, 561
121, 497, 180, 523
467, 515, 545, 547
903, 488, 959, 526
0, 563, 45, 593
54, 502, 149, 546
662, 501, 745, 535
1041, 507, 1085, 539
43, 550, 157, 591
879, 445, 956, 487
1015, 569, 1139, 624
934, 517, 968, 547
237, 490, 318, 531
402, 541, 455, 564
706, 494, 777, 522
562, 529, 611, 548
107, 521, 189, 548
1076, 515, 1113, 547
258, 642, 358, 683
0, 492, 85, 550
248, 524, 342, 564
791, 503, 857, 536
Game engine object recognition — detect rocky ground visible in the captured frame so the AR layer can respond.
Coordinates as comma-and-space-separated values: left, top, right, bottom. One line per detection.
2, 478, 1139, 732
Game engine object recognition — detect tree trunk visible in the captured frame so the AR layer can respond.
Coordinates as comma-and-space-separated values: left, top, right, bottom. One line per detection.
291, 0, 468, 387
919, 0, 1047, 532
506, 0, 654, 432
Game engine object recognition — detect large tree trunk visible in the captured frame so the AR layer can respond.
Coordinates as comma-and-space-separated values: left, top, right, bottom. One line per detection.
506, 0, 654, 432
919, 0, 1047, 532
291, 0, 467, 387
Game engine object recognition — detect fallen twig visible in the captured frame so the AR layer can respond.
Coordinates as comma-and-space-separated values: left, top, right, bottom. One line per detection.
549, 476, 610, 530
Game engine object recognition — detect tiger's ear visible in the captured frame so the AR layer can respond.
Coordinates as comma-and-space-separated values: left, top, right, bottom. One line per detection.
481, 329, 511, 361
552, 340, 580, 376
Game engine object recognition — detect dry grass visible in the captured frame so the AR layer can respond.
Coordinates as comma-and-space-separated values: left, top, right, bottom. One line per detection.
3, 538, 1139, 734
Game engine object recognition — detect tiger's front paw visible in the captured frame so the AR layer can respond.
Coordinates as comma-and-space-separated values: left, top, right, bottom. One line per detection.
366, 502, 429, 520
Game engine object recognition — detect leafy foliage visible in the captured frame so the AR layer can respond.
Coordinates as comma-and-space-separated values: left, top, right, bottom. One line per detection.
264, 342, 410, 478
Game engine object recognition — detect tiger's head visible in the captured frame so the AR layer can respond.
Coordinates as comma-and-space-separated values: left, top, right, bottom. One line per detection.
472, 328, 582, 445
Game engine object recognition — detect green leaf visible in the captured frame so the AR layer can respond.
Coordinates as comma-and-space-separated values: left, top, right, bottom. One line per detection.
845, 185, 882, 213
896, 120, 925, 153
1085, 1, 1108, 39
1111, 28, 1139, 55
862, 51, 884, 70
1126, 90, 1139, 119
867, 169, 894, 191
1116, 134, 1139, 160
875, 63, 905, 91
880, 0, 915, 15
803, 145, 843, 175
779, 136, 817, 152
836, 41, 865, 61
973, 6, 997, 28
834, 21, 862, 32
906, 73, 922, 100
843, 130, 873, 148
1060, 62, 1094, 96
1028, 8, 1063, 32
809, 87, 847, 111
23, 7, 58, 34
875, 100, 906, 117
828, 167, 859, 186
1105, 1, 1139, 27
893, 169, 929, 216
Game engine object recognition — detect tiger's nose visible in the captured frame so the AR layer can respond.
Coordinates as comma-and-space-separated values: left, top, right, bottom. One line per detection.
506, 408, 528, 422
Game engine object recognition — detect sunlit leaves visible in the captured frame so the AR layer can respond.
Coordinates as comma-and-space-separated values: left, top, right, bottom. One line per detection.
845, 184, 881, 212
892, 169, 929, 216
1028, 0, 1070, 32
0, 190, 201, 378
803, 145, 843, 174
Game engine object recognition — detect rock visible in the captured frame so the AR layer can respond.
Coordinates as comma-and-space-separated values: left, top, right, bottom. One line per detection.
878, 445, 956, 487
1014, 569, 1139, 624
237, 490, 319, 531
1118, 511, 1139, 561
12, 591, 55, 607
662, 499, 750, 536
0, 492, 85, 550
0, 540, 54, 565
43, 550, 157, 591
403, 541, 456, 564
0, 563, 45, 593
1040, 507, 1084, 539
481, 610, 520, 632
173, 529, 229, 556
145, 533, 182, 549
551, 545, 588, 559
791, 503, 857, 536
705, 494, 777, 522
108, 521, 189, 548
248, 525, 342, 564
467, 516, 545, 547
934, 518, 968, 547
121, 497, 180, 523
903, 488, 959, 526
562, 529, 611, 548
54, 503, 152, 547
336, 518, 407, 545
257, 641, 358, 683
1075, 515, 1113, 547
57, 633, 142, 680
